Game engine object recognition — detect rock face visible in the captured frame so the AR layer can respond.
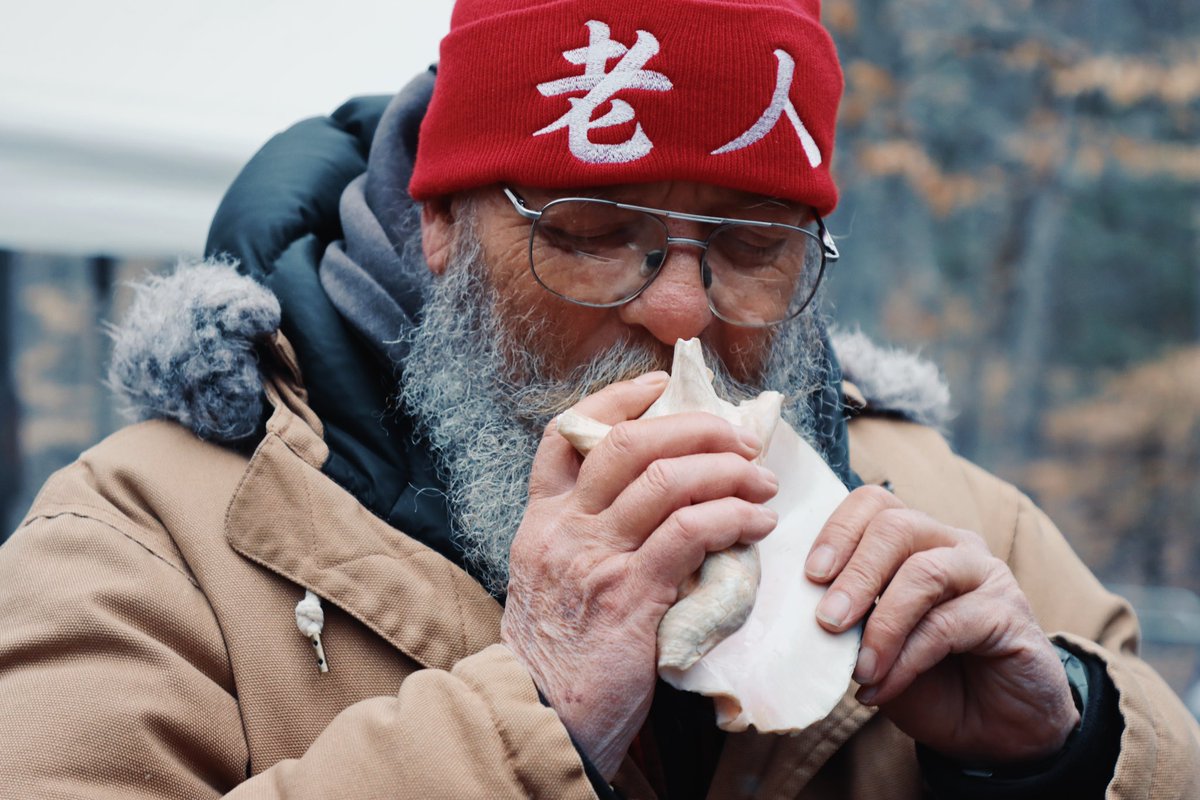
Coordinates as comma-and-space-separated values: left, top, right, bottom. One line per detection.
557, 338, 860, 733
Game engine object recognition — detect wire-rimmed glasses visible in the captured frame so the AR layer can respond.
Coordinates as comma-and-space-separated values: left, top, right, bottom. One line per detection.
502, 187, 839, 328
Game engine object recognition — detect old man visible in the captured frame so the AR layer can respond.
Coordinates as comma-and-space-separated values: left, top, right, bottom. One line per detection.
1, 0, 1197, 797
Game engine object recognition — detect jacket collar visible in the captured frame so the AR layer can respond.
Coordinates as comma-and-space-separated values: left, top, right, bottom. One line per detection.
225, 333, 502, 672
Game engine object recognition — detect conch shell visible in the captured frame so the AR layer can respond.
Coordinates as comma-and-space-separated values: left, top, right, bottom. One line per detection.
557, 338, 860, 734
559, 339, 782, 672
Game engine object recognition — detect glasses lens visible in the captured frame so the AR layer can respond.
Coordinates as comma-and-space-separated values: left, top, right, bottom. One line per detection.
530, 199, 666, 306
704, 223, 825, 326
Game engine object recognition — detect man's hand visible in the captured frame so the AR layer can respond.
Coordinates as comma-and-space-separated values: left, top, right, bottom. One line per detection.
500, 372, 779, 779
805, 485, 1081, 763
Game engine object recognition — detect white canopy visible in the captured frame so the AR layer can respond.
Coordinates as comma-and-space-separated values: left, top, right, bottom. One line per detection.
0, 0, 453, 258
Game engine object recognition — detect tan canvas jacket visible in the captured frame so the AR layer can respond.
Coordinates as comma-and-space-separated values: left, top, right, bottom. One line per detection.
0, 334, 1197, 799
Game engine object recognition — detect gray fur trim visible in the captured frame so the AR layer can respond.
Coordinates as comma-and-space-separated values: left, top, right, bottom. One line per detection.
105, 260, 950, 440
107, 258, 280, 442
831, 327, 953, 429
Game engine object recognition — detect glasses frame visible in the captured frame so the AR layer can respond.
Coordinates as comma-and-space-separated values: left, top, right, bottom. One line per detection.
502, 187, 840, 328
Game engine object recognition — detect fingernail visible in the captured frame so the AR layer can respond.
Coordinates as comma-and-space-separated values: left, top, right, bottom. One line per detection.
857, 686, 879, 706
757, 505, 779, 525
635, 371, 669, 385
756, 466, 779, 489
736, 426, 763, 453
806, 544, 836, 579
854, 647, 877, 685
816, 590, 852, 628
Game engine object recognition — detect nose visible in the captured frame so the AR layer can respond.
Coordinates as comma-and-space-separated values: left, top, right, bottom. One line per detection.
617, 242, 713, 346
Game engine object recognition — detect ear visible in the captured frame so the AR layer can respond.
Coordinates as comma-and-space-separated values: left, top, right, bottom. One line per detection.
420, 198, 455, 276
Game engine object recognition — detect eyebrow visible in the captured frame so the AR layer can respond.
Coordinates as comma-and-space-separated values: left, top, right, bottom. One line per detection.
742, 197, 793, 211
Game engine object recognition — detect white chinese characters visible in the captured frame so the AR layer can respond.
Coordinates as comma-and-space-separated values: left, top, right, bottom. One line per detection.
534, 23, 824, 169
535, 21, 674, 164
712, 49, 822, 168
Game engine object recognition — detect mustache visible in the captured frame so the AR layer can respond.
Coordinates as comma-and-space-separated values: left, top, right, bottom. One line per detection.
508, 337, 674, 421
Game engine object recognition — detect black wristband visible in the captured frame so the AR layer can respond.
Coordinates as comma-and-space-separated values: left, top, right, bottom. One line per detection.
918, 642, 1122, 800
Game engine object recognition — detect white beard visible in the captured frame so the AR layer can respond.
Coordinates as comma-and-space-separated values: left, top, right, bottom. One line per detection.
400, 212, 829, 595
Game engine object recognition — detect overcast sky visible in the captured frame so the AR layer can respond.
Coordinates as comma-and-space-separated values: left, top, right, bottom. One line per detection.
0, 0, 455, 256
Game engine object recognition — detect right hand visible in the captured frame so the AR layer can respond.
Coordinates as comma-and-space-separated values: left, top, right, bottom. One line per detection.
500, 371, 780, 779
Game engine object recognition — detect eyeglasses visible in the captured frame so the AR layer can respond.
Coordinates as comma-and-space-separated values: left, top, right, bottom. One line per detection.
502, 187, 839, 328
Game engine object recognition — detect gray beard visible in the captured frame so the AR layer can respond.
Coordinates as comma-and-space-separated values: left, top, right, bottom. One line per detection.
400, 216, 829, 595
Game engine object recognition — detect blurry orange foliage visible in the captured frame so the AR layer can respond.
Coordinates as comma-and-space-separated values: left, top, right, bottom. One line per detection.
857, 140, 987, 215
1054, 52, 1200, 108
1025, 348, 1200, 590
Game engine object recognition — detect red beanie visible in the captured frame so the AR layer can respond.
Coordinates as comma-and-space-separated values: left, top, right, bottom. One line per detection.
410, 0, 844, 216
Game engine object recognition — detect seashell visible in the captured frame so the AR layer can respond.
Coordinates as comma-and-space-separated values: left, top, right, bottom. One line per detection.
558, 340, 781, 670
655, 543, 761, 671
557, 338, 860, 734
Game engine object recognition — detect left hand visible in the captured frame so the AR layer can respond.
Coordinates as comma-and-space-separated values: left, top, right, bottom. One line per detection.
805, 485, 1080, 763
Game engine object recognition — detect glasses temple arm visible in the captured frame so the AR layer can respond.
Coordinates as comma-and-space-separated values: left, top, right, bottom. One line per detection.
817, 217, 840, 261
503, 187, 542, 221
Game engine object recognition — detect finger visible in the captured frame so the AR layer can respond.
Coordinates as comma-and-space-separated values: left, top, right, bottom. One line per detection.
530, 372, 670, 499
633, 498, 778, 590
857, 588, 1012, 707
815, 509, 979, 632
573, 412, 765, 513
805, 485, 903, 583
600, 452, 779, 547
853, 547, 995, 687
572, 371, 671, 425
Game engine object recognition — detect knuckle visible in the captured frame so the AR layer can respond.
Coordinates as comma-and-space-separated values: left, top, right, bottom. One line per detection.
904, 550, 950, 597
956, 527, 988, 551
819, 514, 860, 546
866, 609, 911, 646
834, 559, 877, 598
605, 420, 639, 457
642, 459, 678, 497
664, 506, 703, 542
508, 532, 550, 573
922, 607, 959, 644
983, 555, 1020, 592
722, 452, 758, 482
737, 499, 766, 528
854, 483, 902, 509
871, 508, 915, 545
725, 500, 769, 543
906, 548, 946, 579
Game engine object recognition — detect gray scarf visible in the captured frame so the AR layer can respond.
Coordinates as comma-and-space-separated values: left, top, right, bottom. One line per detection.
318, 73, 436, 369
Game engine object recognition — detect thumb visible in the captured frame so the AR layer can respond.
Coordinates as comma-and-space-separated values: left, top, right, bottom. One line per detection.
529, 371, 669, 498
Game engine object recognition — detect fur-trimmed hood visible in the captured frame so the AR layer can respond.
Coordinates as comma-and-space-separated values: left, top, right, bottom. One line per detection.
108, 260, 953, 443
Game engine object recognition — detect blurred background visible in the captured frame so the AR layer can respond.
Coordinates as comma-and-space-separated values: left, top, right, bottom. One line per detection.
1, 0, 1198, 714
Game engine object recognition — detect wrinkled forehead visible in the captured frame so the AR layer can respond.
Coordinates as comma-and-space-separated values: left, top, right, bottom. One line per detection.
511, 181, 810, 221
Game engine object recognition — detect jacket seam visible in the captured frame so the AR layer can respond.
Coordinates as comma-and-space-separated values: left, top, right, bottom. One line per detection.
20, 509, 200, 589
964, 458, 1019, 565
451, 570, 473, 663
464, 665, 540, 799
1144, 668, 1162, 800
1006, 496, 1028, 570
1110, 645, 1157, 800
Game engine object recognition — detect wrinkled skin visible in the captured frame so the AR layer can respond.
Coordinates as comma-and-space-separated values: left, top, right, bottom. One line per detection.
422, 181, 1079, 779
500, 375, 779, 775
806, 486, 1080, 762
